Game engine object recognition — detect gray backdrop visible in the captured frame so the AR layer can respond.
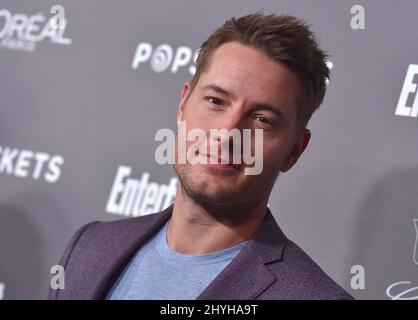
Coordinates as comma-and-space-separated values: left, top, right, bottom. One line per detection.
0, 0, 417, 300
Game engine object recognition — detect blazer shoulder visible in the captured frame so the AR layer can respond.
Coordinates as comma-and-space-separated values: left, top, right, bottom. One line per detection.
88, 210, 169, 238
61, 211, 168, 254
47, 210, 170, 299
47, 221, 99, 299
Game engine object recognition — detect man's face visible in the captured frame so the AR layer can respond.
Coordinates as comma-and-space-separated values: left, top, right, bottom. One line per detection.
174, 41, 310, 208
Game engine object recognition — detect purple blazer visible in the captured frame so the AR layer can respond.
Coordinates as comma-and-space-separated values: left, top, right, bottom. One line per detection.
47, 204, 354, 300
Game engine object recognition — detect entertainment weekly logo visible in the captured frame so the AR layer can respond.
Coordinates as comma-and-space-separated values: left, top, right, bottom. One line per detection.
385, 219, 418, 300
106, 166, 177, 217
131, 41, 334, 79
395, 64, 418, 118
0, 8, 72, 52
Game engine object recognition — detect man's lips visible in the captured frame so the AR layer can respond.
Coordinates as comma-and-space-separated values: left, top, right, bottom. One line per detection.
201, 153, 242, 171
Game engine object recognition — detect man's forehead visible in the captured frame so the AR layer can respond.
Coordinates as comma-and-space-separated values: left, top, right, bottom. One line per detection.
202, 42, 297, 87
199, 46, 299, 98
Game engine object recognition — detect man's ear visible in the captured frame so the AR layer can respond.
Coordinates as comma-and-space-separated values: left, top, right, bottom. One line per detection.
280, 128, 311, 173
177, 81, 191, 126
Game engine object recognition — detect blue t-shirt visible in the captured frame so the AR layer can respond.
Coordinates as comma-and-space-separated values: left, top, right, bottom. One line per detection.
107, 218, 249, 300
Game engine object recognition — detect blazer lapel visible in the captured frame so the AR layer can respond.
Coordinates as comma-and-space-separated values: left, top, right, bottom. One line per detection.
196, 208, 287, 300
92, 205, 173, 299
79, 205, 286, 300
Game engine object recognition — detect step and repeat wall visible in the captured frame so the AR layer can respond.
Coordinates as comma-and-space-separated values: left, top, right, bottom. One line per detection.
0, 0, 417, 300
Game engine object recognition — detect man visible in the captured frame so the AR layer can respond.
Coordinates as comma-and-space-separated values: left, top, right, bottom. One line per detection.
48, 12, 353, 300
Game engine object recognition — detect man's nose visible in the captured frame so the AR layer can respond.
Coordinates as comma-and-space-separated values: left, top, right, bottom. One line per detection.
215, 104, 247, 131
210, 107, 247, 155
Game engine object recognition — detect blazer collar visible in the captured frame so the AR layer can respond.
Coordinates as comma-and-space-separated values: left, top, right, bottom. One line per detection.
94, 206, 172, 299
97, 203, 287, 300
196, 206, 287, 299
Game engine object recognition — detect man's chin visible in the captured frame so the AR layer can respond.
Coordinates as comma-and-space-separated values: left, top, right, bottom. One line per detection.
175, 164, 248, 204
185, 185, 243, 206
186, 190, 242, 208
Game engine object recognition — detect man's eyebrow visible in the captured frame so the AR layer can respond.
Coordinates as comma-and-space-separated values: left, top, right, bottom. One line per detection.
201, 84, 235, 99
252, 103, 286, 120
201, 83, 286, 120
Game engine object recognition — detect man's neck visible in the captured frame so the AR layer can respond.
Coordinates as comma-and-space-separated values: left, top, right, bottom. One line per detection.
167, 186, 269, 255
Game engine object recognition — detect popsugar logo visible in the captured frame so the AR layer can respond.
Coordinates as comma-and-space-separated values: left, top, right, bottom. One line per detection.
106, 166, 177, 217
0, 145, 64, 183
131, 42, 198, 74
132, 41, 334, 81
325, 61, 333, 85
0, 7, 71, 53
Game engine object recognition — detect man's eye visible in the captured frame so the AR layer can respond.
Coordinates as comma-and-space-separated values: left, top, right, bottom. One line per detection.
207, 97, 223, 106
255, 115, 273, 126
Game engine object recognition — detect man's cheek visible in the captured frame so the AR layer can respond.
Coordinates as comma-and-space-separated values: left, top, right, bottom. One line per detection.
261, 154, 281, 175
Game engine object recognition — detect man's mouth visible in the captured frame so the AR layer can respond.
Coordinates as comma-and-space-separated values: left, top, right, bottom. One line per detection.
200, 153, 242, 171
